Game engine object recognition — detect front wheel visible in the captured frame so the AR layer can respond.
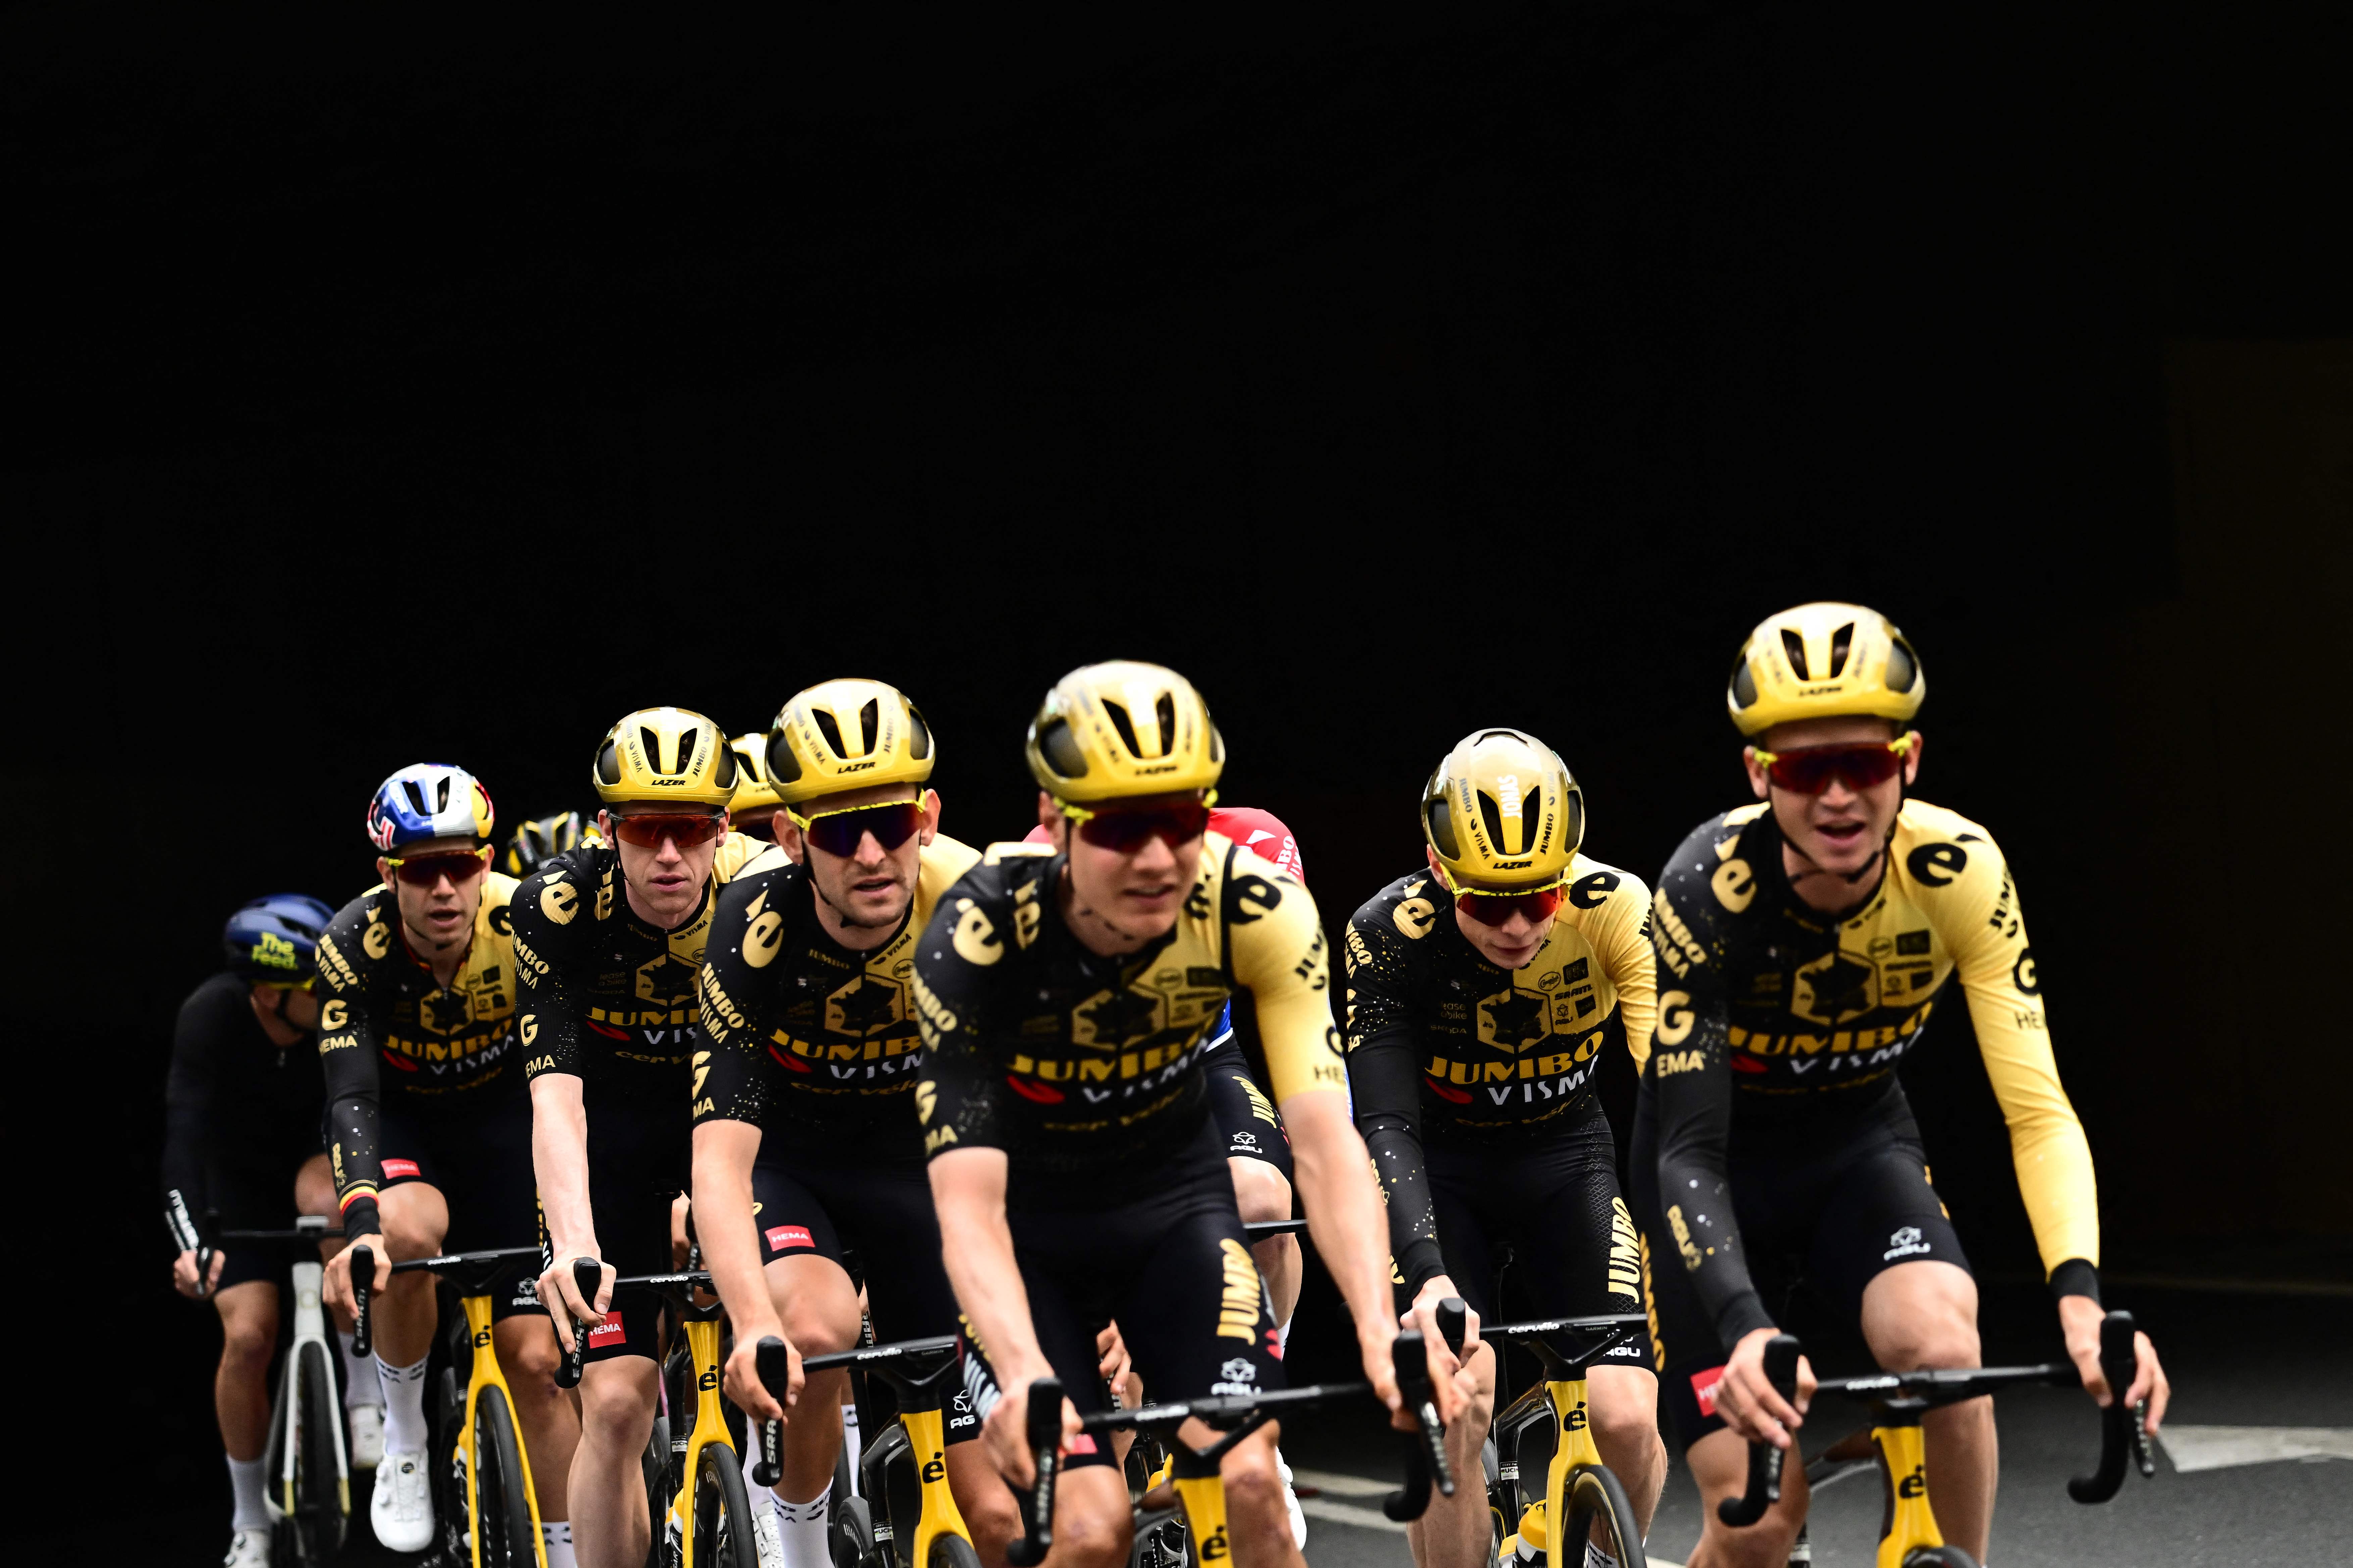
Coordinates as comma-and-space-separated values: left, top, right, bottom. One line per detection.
831, 1494, 877, 1568
928, 1534, 982, 1568
285, 1340, 348, 1566
692, 1442, 760, 1568
1562, 1463, 1646, 1568
473, 1384, 539, 1567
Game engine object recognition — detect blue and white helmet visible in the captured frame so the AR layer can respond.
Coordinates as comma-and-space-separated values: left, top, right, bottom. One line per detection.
223, 894, 336, 983
365, 763, 495, 852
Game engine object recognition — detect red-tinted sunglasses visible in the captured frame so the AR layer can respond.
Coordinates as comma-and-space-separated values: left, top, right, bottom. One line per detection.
1454, 885, 1564, 927
611, 811, 728, 850
385, 845, 493, 888
788, 799, 926, 858
1063, 798, 1213, 854
1754, 735, 1914, 795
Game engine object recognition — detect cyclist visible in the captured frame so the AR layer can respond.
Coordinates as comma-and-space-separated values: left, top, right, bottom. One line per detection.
514, 709, 767, 1568
915, 661, 1467, 1568
694, 680, 1021, 1568
165, 894, 382, 1568
315, 765, 579, 1561
1345, 728, 1666, 1568
1633, 604, 2170, 1567
727, 731, 789, 842
504, 809, 588, 879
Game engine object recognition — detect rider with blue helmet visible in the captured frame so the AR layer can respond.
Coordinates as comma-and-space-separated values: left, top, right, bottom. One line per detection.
317, 764, 580, 1557
165, 893, 371, 1566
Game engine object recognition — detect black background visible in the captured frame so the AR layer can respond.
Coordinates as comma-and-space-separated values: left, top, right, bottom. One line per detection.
5, 2, 2346, 1517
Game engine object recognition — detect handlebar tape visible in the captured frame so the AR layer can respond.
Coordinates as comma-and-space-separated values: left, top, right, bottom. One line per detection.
753, 1336, 791, 1488
349, 1245, 376, 1358
1717, 1333, 1802, 1527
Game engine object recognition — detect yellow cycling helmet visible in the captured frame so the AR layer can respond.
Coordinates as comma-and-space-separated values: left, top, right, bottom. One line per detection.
1421, 728, 1584, 892
727, 733, 786, 816
1726, 602, 1924, 737
591, 707, 738, 806
1027, 661, 1224, 804
766, 679, 935, 807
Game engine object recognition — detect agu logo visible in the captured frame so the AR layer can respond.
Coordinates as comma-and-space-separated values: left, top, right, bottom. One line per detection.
1884, 1225, 1932, 1261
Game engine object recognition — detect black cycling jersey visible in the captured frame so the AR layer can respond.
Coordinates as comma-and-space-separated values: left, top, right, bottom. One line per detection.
1343, 858, 1652, 1297
162, 972, 326, 1252
511, 836, 766, 1194
694, 836, 979, 1159
912, 836, 1345, 1208
315, 875, 526, 1240
1642, 799, 2098, 1349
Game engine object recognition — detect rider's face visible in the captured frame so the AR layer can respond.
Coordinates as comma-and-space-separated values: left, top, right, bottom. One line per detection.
602, 804, 728, 928
1043, 791, 1200, 952
778, 786, 937, 935
377, 837, 487, 951
1744, 716, 1923, 881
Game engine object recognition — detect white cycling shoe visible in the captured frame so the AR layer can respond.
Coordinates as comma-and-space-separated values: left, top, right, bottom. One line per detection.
223, 1526, 271, 1567
1277, 1449, 1306, 1549
749, 1497, 786, 1568
370, 1449, 437, 1552
347, 1403, 386, 1469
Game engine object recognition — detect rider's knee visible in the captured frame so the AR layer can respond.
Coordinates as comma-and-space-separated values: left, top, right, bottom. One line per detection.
578, 1367, 654, 1439
1228, 1158, 1291, 1225
1219, 1441, 1284, 1518
1050, 1488, 1130, 1568
220, 1318, 275, 1372
958, 1484, 1022, 1556
781, 1300, 859, 1357
501, 1321, 563, 1382
1586, 1376, 1659, 1457
1878, 1310, 1980, 1373
380, 1207, 441, 1264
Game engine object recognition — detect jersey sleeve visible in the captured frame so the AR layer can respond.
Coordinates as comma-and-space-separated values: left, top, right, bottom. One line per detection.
511, 866, 589, 1084
161, 982, 230, 1247
1224, 850, 1347, 1105
1576, 866, 1658, 1072
314, 897, 391, 1241
1647, 825, 1777, 1344
1341, 887, 1447, 1292
911, 870, 1015, 1161
694, 872, 784, 1134
1928, 830, 2100, 1288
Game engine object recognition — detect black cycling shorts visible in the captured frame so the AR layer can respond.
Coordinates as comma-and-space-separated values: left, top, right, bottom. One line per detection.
209, 1158, 323, 1295
1409, 1098, 1650, 1368
1630, 1104, 1969, 1451
378, 1092, 545, 1319
1203, 1048, 1293, 1181
750, 1154, 977, 1446
962, 1123, 1283, 1470
541, 1175, 679, 1366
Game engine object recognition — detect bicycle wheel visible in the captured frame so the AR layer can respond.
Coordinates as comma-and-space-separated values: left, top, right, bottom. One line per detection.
472, 1384, 538, 1567
692, 1441, 760, 1568
1563, 1463, 1646, 1568
290, 1341, 348, 1564
928, 1534, 982, 1568
831, 1494, 877, 1568
1903, 1549, 1981, 1567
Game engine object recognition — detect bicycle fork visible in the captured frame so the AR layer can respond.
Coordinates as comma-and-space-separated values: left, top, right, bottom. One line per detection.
901, 1404, 972, 1567
1506, 1374, 1600, 1565
665, 1317, 729, 1565
455, 1291, 549, 1568
285, 1255, 353, 1521
1867, 1412, 1940, 1568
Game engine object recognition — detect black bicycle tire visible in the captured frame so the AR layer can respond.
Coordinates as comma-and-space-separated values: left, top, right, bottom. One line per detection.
1903, 1549, 1982, 1567
928, 1532, 983, 1568
693, 1440, 760, 1568
265, 1355, 292, 1521
293, 1340, 348, 1564
473, 1383, 538, 1567
831, 1493, 877, 1568
1563, 1463, 1646, 1568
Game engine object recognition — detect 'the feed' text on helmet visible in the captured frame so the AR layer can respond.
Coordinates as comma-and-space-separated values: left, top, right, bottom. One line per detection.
592, 708, 738, 807
222, 894, 336, 983
366, 764, 494, 852
1026, 661, 1223, 804
1421, 729, 1583, 892
765, 681, 935, 808
1727, 602, 1924, 738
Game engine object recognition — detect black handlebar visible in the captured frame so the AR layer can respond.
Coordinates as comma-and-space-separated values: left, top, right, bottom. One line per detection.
554, 1257, 603, 1391
1435, 1296, 1468, 1357
2068, 1311, 2152, 1503
1004, 1375, 1066, 1568
1717, 1334, 1801, 1527
753, 1336, 793, 1489
1382, 1328, 1453, 1521
349, 1245, 377, 1357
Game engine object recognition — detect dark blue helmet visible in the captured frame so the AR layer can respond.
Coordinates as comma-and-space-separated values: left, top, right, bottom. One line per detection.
223, 894, 336, 983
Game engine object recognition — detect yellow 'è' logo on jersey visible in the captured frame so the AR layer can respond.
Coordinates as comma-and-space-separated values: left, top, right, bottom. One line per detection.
541, 880, 579, 926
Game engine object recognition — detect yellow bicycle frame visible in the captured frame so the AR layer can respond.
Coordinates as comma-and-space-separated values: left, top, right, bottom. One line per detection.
900, 1403, 972, 1567
665, 1317, 730, 1565
1870, 1423, 1941, 1568
455, 1290, 549, 1568
1501, 1371, 1600, 1564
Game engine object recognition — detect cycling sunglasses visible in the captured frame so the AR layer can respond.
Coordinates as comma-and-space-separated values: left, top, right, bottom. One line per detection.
1753, 734, 1914, 795
610, 811, 728, 850
1059, 797, 1214, 854
253, 976, 317, 994
786, 799, 926, 858
1454, 884, 1565, 927
384, 845, 493, 887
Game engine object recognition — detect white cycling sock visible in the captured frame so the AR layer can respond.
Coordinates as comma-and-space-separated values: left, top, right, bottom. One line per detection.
772, 1481, 832, 1568
1277, 1316, 1294, 1358
1584, 1544, 1620, 1568
376, 1352, 432, 1454
228, 1454, 271, 1531
842, 1401, 862, 1494
541, 1519, 576, 1568
339, 1330, 382, 1409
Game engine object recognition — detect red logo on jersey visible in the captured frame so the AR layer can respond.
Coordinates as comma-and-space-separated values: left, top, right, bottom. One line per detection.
768, 1044, 812, 1075
1424, 1074, 1472, 1104
1729, 1053, 1766, 1075
382, 1049, 417, 1072
381, 1159, 421, 1180
588, 1020, 630, 1040
1007, 1075, 1065, 1105
1691, 1366, 1726, 1418
588, 1321, 627, 1349
765, 1225, 815, 1252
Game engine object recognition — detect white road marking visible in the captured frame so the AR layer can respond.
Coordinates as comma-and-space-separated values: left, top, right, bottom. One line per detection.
1290, 1468, 1400, 1497
1297, 1497, 1410, 1534
1289, 1470, 1686, 1564
2157, 1425, 2353, 1472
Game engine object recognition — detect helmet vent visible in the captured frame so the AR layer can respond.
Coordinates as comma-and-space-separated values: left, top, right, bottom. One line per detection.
811, 709, 846, 760
1478, 791, 1509, 853
1425, 798, 1459, 860
714, 745, 737, 790
1562, 790, 1585, 854
907, 707, 932, 761
402, 779, 430, 817
766, 731, 802, 786
1102, 700, 1143, 761
1780, 629, 1811, 680
1886, 637, 1919, 693
855, 699, 880, 757
1038, 718, 1089, 779
1155, 693, 1177, 757
597, 740, 622, 786
1829, 621, 1855, 678
1731, 656, 1758, 710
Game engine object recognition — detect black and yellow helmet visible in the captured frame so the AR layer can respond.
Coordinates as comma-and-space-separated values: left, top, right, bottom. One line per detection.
766, 679, 935, 807
1421, 728, 1584, 892
502, 811, 585, 876
591, 707, 738, 807
1026, 661, 1224, 804
727, 734, 786, 816
1726, 602, 1924, 738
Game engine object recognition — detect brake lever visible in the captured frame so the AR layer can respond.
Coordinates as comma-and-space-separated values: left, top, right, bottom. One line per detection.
1383, 1329, 1452, 1521
1005, 1376, 1064, 1567
753, 1336, 791, 1488
2069, 1311, 2149, 1502
554, 1257, 603, 1391
349, 1244, 376, 1358
1717, 1334, 1801, 1527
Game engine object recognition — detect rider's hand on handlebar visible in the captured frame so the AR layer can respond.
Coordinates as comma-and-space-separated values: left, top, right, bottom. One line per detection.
2059, 1294, 2169, 1432
1396, 1277, 1479, 1425
173, 1248, 226, 1298
538, 1251, 614, 1352
723, 1326, 804, 1423
982, 1375, 1080, 1491
1096, 1323, 1141, 1409
1716, 1324, 1815, 1449
324, 1235, 393, 1318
